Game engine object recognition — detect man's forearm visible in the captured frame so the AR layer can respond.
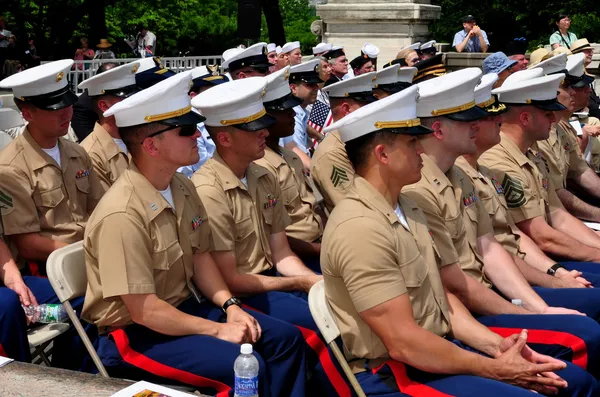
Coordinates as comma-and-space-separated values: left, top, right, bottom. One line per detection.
227, 272, 309, 296
274, 247, 317, 277
479, 35, 488, 52
574, 169, 600, 199
515, 228, 556, 272
287, 236, 320, 259
557, 188, 600, 222
512, 255, 561, 288
551, 208, 600, 251
306, 124, 325, 142
192, 251, 235, 308
12, 233, 68, 261
440, 264, 530, 316
455, 37, 469, 52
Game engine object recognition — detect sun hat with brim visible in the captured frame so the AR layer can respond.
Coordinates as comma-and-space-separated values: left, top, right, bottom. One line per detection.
570, 38, 593, 54
96, 39, 112, 49
482, 52, 517, 75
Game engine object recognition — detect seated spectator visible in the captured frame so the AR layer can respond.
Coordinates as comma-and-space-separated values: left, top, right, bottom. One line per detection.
453, 15, 489, 53
312, 42, 332, 57
94, 39, 116, 60
392, 43, 420, 67
282, 41, 302, 65
482, 52, 517, 87
360, 42, 379, 70
506, 38, 529, 71
528, 47, 551, 68
323, 46, 348, 85
570, 38, 594, 67
550, 14, 577, 50
22, 37, 40, 69
349, 55, 374, 76
2, 35, 21, 78
275, 45, 290, 70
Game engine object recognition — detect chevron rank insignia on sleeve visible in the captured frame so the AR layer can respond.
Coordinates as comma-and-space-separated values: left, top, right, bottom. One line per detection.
502, 174, 526, 208
330, 165, 349, 188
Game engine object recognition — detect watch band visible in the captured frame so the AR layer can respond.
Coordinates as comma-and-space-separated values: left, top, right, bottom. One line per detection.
222, 297, 242, 313
547, 263, 566, 276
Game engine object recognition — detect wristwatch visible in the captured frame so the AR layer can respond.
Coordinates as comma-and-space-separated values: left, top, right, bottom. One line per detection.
546, 263, 566, 276
222, 296, 242, 313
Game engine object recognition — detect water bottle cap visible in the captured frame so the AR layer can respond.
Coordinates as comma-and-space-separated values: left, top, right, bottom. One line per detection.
240, 343, 253, 355
511, 299, 522, 306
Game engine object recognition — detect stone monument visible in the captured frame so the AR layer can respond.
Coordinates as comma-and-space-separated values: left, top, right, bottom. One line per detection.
312, 0, 441, 64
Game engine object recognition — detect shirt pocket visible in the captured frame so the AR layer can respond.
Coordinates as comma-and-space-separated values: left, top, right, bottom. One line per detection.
281, 185, 300, 207
235, 216, 255, 242
34, 186, 65, 208
153, 239, 184, 271
399, 251, 428, 288
75, 177, 90, 194
444, 214, 465, 242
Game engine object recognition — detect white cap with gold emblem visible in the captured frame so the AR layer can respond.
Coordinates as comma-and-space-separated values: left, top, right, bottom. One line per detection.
0, 59, 78, 110
491, 69, 566, 111
192, 77, 276, 132
416, 67, 488, 121
374, 64, 416, 93
323, 85, 432, 141
322, 72, 378, 102
78, 61, 140, 98
263, 66, 303, 110
221, 42, 271, 73
104, 71, 205, 127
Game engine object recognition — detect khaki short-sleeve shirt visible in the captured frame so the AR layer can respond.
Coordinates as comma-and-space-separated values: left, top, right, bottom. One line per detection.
479, 132, 563, 225
255, 146, 323, 243
81, 123, 129, 194
192, 152, 290, 275
456, 157, 523, 258
560, 120, 590, 179
0, 128, 102, 245
322, 177, 451, 361
82, 164, 210, 331
311, 130, 355, 212
404, 155, 492, 287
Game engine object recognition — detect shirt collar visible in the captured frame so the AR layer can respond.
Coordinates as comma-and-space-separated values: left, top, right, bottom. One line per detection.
498, 131, 530, 167
22, 127, 83, 171
351, 176, 399, 225
93, 123, 125, 160
420, 153, 452, 193
211, 151, 269, 192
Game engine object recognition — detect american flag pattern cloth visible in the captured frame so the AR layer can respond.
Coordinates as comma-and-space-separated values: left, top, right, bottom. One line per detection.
308, 94, 333, 133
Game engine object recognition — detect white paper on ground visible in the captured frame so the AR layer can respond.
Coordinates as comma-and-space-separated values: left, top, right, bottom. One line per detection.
584, 222, 600, 231
0, 356, 14, 368
110, 381, 196, 397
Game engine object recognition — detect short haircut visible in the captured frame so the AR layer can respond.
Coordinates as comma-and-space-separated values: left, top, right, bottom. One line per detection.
555, 13, 569, 23
345, 130, 397, 171
119, 123, 160, 156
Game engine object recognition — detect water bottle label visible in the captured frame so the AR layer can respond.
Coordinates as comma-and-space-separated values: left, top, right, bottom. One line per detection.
42, 304, 60, 323
234, 376, 258, 396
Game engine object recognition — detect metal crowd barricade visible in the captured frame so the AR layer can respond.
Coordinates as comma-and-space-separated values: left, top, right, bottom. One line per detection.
48, 56, 222, 95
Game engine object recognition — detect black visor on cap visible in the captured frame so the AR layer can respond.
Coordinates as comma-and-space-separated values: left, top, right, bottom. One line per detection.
160, 110, 206, 126
264, 93, 303, 111
502, 98, 567, 112
376, 82, 412, 94
136, 68, 176, 89
383, 58, 408, 69
325, 48, 345, 60
231, 113, 277, 132
228, 54, 271, 72
21, 86, 79, 110
290, 73, 322, 85
566, 73, 594, 88
385, 125, 433, 136
100, 84, 140, 99
444, 104, 489, 122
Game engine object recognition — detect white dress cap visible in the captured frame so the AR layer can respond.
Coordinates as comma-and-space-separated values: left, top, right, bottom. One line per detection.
567, 53, 586, 78
474, 73, 499, 106
502, 68, 544, 87
222, 47, 244, 62
192, 77, 270, 128
312, 43, 332, 55
420, 40, 437, 51
491, 73, 565, 106
535, 53, 567, 75
136, 57, 160, 74
267, 43, 277, 53
362, 42, 380, 59
104, 71, 196, 127
282, 41, 301, 54
0, 59, 73, 98
416, 67, 482, 118
263, 66, 292, 103
276, 46, 283, 55
323, 72, 377, 98
403, 42, 421, 52
78, 61, 140, 97
323, 85, 430, 142
375, 64, 417, 87
190, 66, 211, 80
221, 42, 269, 71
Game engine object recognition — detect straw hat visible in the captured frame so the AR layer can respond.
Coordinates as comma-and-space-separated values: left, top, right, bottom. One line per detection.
96, 39, 112, 49
528, 48, 550, 68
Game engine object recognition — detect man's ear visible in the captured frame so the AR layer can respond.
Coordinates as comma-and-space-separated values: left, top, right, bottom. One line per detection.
431, 120, 444, 140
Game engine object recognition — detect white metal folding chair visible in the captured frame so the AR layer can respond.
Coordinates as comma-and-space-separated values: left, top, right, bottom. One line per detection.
46, 241, 109, 377
27, 322, 70, 366
308, 280, 367, 397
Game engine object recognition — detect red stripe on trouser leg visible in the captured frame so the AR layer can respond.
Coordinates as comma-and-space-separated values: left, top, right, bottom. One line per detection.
373, 360, 454, 397
489, 327, 587, 369
28, 262, 40, 277
0, 344, 7, 357
242, 303, 351, 397
109, 329, 231, 397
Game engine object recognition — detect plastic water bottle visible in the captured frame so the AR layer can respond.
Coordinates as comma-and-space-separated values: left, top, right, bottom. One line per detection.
22, 304, 68, 323
234, 343, 259, 397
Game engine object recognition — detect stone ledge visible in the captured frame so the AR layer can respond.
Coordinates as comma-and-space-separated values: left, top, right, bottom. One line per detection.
317, 4, 441, 21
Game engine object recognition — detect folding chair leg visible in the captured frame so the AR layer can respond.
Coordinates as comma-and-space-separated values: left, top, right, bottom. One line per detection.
328, 341, 367, 397
31, 340, 52, 367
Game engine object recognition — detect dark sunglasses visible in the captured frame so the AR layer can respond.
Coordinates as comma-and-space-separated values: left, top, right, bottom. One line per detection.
146, 123, 198, 140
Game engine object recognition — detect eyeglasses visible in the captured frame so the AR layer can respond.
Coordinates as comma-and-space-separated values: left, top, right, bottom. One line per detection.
146, 124, 198, 140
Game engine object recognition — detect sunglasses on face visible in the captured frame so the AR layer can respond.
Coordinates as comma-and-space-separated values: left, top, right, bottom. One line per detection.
146, 123, 198, 139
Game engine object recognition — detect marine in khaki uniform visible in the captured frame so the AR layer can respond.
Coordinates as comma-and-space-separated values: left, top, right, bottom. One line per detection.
81, 72, 307, 396
190, 77, 344, 396
320, 83, 579, 397
534, 53, 600, 220
480, 68, 600, 265
79, 62, 141, 193
254, 66, 324, 270
458, 74, 600, 323
310, 73, 378, 212
0, 60, 102, 272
